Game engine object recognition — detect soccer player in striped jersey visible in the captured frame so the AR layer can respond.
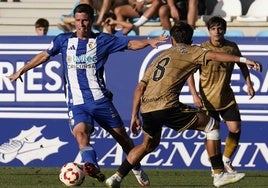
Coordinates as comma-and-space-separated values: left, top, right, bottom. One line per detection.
7, 3, 167, 186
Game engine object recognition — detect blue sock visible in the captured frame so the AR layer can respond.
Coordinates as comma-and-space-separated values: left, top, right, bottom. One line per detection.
80, 146, 99, 169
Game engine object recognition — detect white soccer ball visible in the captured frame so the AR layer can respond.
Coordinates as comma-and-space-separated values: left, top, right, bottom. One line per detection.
59, 162, 85, 186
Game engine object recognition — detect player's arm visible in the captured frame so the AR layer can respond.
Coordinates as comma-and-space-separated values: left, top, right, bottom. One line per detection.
127, 35, 168, 50
237, 62, 255, 99
130, 81, 146, 135
205, 51, 262, 72
7, 51, 50, 82
187, 74, 203, 108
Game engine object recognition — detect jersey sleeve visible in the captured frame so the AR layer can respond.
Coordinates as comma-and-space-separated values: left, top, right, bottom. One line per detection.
114, 29, 124, 36
97, 33, 129, 53
46, 33, 71, 56
191, 45, 211, 66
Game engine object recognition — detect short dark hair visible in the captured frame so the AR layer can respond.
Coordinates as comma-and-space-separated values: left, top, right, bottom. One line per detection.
170, 21, 193, 44
73, 3, 94, 19
206, 16, 226, 31
35, 18, 49, 28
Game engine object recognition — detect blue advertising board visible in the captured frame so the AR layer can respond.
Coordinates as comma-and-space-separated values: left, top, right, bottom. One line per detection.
0, 36, 267, 171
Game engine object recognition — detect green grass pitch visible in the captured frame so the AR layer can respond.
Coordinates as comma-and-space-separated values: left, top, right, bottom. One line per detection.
0, 167, 267, 188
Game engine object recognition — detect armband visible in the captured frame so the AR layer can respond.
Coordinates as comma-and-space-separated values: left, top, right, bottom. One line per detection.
239, 57, 247, 63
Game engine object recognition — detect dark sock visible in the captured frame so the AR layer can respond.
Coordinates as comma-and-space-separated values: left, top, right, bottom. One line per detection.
210, 153, 224, 172
132, 163, 141, 170
118, 159, 134, 178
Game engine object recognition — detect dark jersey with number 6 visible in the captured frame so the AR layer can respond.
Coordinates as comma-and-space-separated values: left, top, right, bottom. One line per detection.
140, 44, 210, 113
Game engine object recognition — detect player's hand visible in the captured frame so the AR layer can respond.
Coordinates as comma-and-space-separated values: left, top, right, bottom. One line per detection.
6, 71, 23, 82
246, 60, 262, 72
130, 115, 142, 136
247, 84, 255, 100
148, 35, 168, 48
193, 94, 203, 108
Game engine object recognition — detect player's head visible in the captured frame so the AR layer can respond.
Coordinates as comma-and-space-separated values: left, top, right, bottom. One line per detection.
73, 4, 95, 37
170, 21, 193, 45
206, 16, 227, 32
73, 3, 94, 20
35, 18, 49, 36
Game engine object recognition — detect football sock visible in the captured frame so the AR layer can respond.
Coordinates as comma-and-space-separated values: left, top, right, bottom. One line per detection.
210, 153, 224, 174
117, 159, 134, 178
223, 131, 241, 159
132, 163, 141, 171
80, 146, 99, 168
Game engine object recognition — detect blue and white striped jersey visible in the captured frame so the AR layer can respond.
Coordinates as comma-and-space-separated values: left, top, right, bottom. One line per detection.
46, 32, 129, 106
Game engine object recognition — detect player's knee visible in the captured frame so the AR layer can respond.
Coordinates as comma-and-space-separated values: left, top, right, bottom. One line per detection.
204, 117, 220, 140
206, 129, 220, 140
144, 137, 160, 153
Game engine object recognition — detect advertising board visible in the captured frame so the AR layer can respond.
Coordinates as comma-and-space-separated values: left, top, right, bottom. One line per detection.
0, 36, 267, 170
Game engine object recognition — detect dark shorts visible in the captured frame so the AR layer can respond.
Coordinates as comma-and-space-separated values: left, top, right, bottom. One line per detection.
205, 103, 241, 122
141, 104, 199, 138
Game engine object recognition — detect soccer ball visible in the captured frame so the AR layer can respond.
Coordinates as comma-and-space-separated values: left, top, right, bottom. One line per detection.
59, 162, 85, 186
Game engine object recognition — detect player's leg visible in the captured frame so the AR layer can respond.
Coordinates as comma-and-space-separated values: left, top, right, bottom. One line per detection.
220, 104, 242, 173
193, 112, 223, 172
223, 121, 241, 172
194, 112, 245, 187
94, 100, 149, 186
106, 129, 161, 188
109, 126, 151, 186
70, 105, 105, 182
204, 110, 222, 176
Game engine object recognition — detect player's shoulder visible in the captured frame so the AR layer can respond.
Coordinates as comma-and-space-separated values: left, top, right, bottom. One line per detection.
188, 44, 208, 52
223, 39, 239, 48
96, 32, 129, 46
200, 40, 210, 47
53, 32, 76, 42
95, 32, 114, 39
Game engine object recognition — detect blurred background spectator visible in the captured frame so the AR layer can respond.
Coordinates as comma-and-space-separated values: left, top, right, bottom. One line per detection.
35, 18, 49, 36
159, 0, 198, 30
57, 0, 80, 32
114, 0, 163, 26
101, 12, 134, 35
0, 0, 264, 36
92, 0, 129, 30
112, 0, 164, 35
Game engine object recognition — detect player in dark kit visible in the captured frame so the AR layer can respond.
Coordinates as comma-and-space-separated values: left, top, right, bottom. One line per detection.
105, 21, 262, 188
188, 16, 255, 176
